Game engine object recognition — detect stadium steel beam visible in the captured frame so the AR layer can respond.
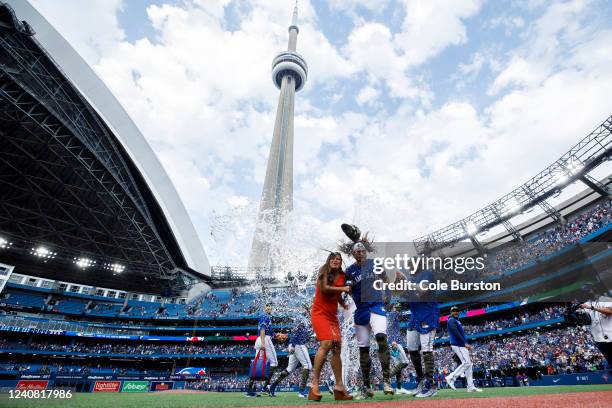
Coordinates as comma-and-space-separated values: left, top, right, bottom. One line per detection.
414, 113, 612, 254
521, 186, 566, 225
579, 174, 611, 197
0, 14, 185, 288
491, 206, 523, 242
466, 233, 486, 257
0, 89, 166, 268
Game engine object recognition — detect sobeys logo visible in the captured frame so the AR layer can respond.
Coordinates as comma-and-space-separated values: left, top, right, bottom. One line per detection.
121, 381, 149, 392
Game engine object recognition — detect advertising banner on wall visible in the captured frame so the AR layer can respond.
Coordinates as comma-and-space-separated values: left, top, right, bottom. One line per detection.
121, 381, 149, 393
150, 381, 174, 391
93, 381, 121, 393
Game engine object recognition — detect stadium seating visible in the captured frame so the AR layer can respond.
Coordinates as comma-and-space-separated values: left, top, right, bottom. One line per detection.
0, 199, 610, 389
0, 291, 46, 309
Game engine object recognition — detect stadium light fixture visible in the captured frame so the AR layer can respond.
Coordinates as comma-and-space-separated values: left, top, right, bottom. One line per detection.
555, 172, 568, 186
465, 222, 479, 236
31, 246, 57, 259
566, 159, 583, 175
105, 263, 125, 274
74, 257, 95, 269
0, 237, 12, 249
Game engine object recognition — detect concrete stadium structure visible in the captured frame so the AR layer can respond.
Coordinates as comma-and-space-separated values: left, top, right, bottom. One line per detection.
0, 1, 210, 294
248, 2, 308, 272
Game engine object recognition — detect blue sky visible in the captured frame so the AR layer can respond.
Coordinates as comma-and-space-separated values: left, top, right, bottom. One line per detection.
30, 0, 612, 268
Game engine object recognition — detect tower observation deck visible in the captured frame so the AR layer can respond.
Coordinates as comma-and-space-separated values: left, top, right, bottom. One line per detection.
248, 2, 308, 273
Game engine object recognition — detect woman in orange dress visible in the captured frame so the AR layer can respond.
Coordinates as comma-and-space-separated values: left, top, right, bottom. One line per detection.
308, 252, 353, 401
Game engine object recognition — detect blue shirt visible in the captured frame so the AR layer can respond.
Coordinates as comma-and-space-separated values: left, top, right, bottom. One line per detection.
258, 313, 274, 337
345, 259, 386, 325
290, 315, 310, 345
407, 302, 439, 334
447, 316, 467, 347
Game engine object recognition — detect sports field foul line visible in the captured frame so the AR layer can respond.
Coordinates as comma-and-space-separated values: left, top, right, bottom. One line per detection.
0, 385, 611, 408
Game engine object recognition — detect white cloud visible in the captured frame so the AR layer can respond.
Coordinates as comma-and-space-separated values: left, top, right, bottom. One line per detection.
489, 0, 593, 95
395, 0, 483, 66
28, 0, 612, 266
343, 22, 428, 101
30, 0, 124, 65
329, 0, 390, 12
356, 85, 381, 106
458, 52, 485, 77
487, 14, 525, 36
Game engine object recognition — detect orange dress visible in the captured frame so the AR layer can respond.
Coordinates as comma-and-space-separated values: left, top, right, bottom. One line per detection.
311, 271, 345, 341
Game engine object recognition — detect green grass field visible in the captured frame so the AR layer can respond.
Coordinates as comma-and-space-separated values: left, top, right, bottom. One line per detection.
1, 385, 611, 408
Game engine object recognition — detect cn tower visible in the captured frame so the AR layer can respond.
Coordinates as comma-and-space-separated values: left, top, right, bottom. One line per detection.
248, 2, 308, 272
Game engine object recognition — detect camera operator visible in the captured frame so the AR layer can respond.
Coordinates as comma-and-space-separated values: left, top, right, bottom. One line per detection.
578, 299, 612, 368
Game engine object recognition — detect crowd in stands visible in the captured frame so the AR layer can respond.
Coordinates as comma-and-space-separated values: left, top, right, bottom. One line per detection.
0, 318, 608, 390
187, 375, 246, 391
1, 201, 610, 324
181, 325, 608, 391
436, 305, 566, 338
492, 200, 611, 274
2, 341, 255, 356
435, 326, 607, 376
0, 361, 169, 376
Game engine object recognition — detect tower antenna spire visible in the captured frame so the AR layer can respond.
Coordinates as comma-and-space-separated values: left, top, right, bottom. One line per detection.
292, 0, 298, 27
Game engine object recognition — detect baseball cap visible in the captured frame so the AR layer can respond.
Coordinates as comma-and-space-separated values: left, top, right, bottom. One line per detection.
352, 242, 366, 252
450, 306, 459, 312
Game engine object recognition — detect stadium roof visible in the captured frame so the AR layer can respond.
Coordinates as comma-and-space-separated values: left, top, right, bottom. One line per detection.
414, 114, 612, 254
0, 1, 210, 294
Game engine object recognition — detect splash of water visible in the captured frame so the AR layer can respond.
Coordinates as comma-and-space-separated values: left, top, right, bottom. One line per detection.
207, 198, 383, 390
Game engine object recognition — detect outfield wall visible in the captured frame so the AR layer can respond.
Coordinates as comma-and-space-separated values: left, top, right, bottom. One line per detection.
0, 370, 610, 393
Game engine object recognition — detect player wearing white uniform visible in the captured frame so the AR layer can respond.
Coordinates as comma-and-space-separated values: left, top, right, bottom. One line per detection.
445, 307, 481, 392
269, 307, 313, 397
344, 243, 394, 397
246, 304, 283, 397
580, 298, 612, 368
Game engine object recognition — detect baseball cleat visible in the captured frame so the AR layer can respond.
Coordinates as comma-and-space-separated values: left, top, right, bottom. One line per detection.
415, 381, 437, 398
383, 382, 395, 395
411, 379, 425, 396
363, 386, 375, 398
467, 386, 482, 392
415, 386, 438, 398
446, 375, 456, 390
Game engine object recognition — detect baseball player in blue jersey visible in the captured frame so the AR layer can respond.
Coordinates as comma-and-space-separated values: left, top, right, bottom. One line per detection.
388, 305, 410, 394
345, 242, 394, 397
269, 305, 313, 397
246, 303, 284, 397
445, 306, 481, 392
406, 270, 440, 398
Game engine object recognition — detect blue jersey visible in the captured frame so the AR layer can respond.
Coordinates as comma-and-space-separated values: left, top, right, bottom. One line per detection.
447, 316, 467, 347
345, 259, 386, 325
407, 302, 439, 334
258, 313, 274, 337
290, 315, 310, 346
387, 309, 401, 343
